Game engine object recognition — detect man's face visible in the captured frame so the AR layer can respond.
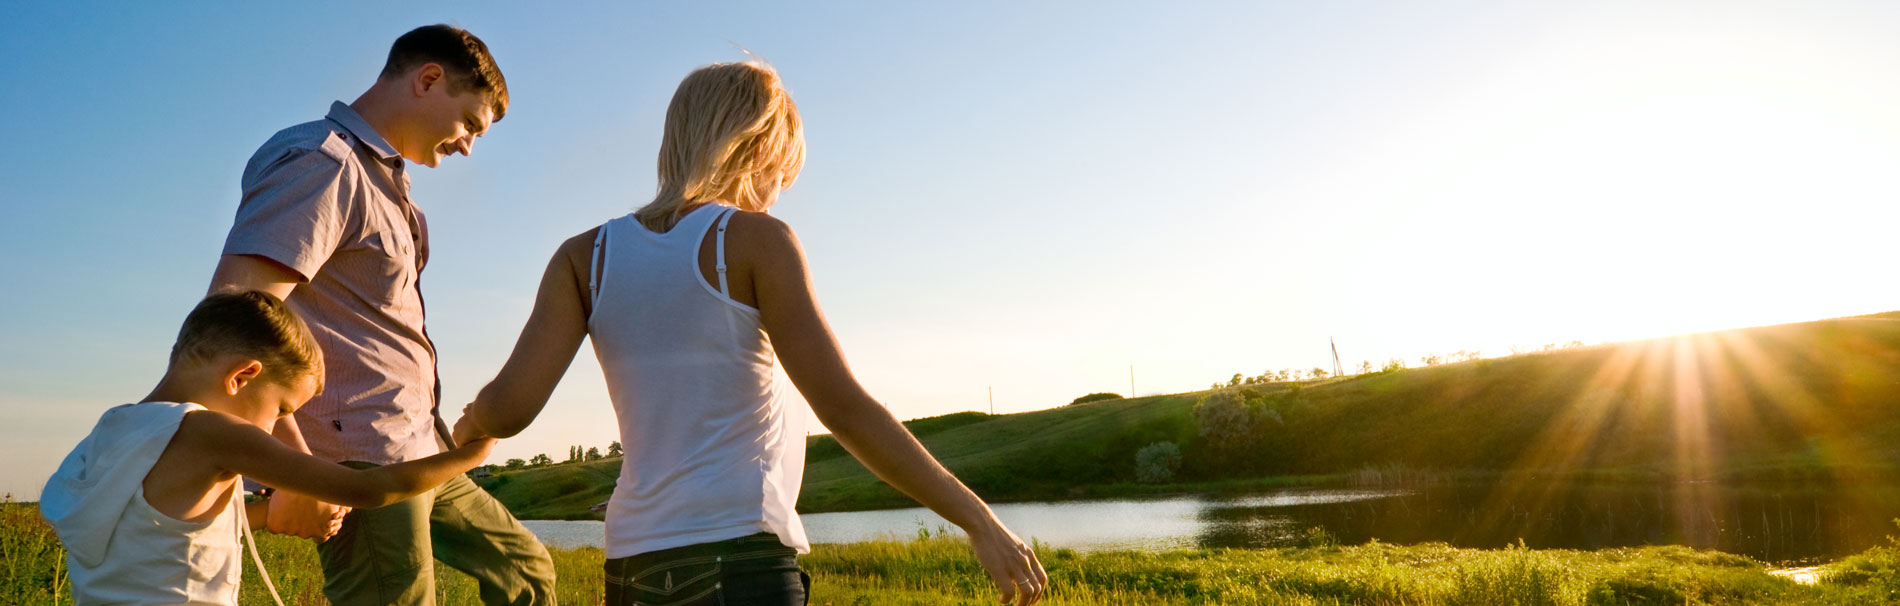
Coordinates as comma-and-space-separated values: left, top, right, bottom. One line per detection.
409, 85, 495, 168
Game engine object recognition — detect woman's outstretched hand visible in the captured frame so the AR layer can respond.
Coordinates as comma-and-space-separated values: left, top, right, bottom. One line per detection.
970, 523, 1047, 605
451, 404, 490, 447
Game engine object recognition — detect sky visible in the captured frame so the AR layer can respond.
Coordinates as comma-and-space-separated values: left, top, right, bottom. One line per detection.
4, 1, 1900, 500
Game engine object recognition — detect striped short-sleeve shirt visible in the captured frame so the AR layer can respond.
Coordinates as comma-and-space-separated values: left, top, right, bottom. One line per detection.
220, 101, 440, 465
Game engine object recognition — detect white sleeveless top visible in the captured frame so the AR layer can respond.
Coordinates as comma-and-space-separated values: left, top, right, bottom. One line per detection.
589, 203, 808, 558
69, 485, 244, 605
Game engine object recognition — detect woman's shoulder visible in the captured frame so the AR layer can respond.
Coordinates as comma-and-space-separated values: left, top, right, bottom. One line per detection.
558, 226, 603, 256
725, 210, 798, 247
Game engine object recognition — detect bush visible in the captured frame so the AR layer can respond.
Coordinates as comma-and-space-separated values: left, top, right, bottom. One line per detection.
1134, 441, 1182, 483
1193, 390, 1254, 450
1069, 392, 1123, 406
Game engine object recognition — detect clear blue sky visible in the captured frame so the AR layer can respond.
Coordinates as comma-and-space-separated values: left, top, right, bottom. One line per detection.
5, 2, 1900, 499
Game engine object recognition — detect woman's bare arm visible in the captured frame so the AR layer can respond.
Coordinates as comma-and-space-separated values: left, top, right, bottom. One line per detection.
744, 213, 1046, 606
457, 230, 596, 441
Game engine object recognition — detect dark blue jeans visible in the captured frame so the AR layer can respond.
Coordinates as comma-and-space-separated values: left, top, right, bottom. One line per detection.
604, 533, 808, 606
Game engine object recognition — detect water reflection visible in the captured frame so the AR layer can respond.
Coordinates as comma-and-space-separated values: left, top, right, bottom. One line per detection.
521, 482, 1900, 565
1199, 482, 1900, 565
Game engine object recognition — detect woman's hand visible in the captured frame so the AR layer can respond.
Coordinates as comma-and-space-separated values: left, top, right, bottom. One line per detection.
970, 523, 1047, 605
452, 404, 490, 446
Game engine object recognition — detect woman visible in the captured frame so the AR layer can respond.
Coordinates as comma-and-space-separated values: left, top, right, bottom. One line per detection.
453, 61, 1046, 606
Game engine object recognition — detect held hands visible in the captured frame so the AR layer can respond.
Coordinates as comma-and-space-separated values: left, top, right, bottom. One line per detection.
969, 522, 1047, 606
457, 435, 499, 460
264, 490, 350, 541
451, 403, 491, 447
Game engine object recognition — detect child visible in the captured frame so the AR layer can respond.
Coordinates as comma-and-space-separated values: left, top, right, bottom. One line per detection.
40, 291, 496, 606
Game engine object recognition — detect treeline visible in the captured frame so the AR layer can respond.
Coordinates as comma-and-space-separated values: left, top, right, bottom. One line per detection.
1208, 341, 1593, 389
487, 441, 622, 473
1135, 317, 1900, 485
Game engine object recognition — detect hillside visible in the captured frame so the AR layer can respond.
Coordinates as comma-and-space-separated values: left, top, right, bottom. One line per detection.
481, 311, 1900, 518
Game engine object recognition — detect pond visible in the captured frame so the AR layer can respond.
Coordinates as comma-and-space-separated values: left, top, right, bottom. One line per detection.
522, 482, 1900, 565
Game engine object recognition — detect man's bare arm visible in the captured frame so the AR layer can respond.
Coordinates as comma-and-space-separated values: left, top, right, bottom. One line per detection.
207, 254, 302, 299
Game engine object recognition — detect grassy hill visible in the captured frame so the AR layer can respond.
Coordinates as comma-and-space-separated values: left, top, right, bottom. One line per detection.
481, 311, 1900, 519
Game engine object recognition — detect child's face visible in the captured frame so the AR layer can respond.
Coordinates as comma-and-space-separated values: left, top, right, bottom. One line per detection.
246, 373, 320, 421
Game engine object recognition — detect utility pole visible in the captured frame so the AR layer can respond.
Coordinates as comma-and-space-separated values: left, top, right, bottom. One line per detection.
1129, 364, 1136, 399
988, 386, 994, 415
1331, 337, 1344, 378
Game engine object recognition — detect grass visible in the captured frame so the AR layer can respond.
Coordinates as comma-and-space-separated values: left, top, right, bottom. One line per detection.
483, 311, 1900, 519
14, 501, 1900, 605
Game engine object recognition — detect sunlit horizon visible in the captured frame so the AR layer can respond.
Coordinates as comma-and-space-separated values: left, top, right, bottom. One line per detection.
6, 2, 1900, 500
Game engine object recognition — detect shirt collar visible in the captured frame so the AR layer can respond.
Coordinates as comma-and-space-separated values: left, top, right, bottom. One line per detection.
326, 101, 402, 161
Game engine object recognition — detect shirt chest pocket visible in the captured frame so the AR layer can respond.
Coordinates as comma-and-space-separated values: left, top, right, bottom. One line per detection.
360, 215, 417, 306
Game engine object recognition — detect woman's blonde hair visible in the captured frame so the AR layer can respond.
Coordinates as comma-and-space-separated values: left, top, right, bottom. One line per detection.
635, 61, 805, 232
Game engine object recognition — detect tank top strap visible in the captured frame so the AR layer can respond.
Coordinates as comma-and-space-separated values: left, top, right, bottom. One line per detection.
590, 219, 614, 312
713, 207, 738, 297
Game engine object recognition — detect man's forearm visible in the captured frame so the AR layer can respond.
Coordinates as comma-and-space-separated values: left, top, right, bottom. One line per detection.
272, 415, 315, 455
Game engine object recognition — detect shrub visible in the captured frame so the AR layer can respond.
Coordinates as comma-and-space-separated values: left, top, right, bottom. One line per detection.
1193, 390, 1254, 450
1069, 392, 1123, 406
1134, 441, 1182, 483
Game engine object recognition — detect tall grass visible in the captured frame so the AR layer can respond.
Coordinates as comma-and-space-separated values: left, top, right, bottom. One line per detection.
11, 501, 1900, 605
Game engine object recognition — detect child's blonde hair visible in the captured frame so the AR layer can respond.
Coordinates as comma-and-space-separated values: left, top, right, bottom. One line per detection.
635, 61, 805, 232
171, 291, 324, 390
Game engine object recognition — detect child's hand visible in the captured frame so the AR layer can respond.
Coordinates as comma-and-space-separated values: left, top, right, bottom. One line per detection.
267, 491, 350, 541
458, 435, 498, 461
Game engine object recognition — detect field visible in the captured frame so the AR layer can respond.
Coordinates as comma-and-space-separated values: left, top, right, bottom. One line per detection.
483, 312, 1900, 519
10, 501, 1900, 605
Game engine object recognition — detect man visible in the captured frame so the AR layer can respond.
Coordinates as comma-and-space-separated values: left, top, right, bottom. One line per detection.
207, 24, 556, 606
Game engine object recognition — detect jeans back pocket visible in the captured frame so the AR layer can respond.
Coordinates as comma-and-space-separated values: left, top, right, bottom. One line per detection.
608, 555, 723, 606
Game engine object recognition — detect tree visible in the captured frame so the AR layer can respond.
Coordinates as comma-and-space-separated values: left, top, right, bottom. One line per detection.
1358, 360, 1373, 375
504, 458, 526, 471
1228, 373, 1244, 387
530, 453, 552, 467
1381, 358, 1406, 373
1069, 393, 1122, 406
585, 447, 602, 461
608, 441, 622, 457
1134, 442, 1182, 484
1193, 390, 1255, 451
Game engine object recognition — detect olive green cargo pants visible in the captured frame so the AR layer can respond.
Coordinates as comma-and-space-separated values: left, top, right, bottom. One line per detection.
317, 463, 557, 606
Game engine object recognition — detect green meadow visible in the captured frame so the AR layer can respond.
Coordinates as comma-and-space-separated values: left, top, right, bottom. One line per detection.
17, 314, 1900, 603
12, 500, 1900, 605
486, 312, 1900, 519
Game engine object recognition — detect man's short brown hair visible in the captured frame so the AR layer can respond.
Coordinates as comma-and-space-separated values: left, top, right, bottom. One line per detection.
380, 24, 509, 120
171, 291, 324, 390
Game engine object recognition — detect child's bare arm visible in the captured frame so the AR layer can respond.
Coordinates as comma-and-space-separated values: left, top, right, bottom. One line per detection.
182, 411, 495, 509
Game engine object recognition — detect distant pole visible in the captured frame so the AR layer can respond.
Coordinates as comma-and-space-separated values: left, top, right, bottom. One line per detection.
988, 386, 994, 415
1129, 364, 1136, 399
1331, 337, 1344, 377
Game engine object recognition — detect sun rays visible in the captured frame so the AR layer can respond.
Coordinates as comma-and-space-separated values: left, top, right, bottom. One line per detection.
1462, 318, 1900, 546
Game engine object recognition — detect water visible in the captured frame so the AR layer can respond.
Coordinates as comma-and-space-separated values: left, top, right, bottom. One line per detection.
521, 482, 1900, 565
520, 489, 1405, 553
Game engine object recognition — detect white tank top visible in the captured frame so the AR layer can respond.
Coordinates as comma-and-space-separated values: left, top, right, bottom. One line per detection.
72, 484, 243, 605
588, 203, 808, 558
